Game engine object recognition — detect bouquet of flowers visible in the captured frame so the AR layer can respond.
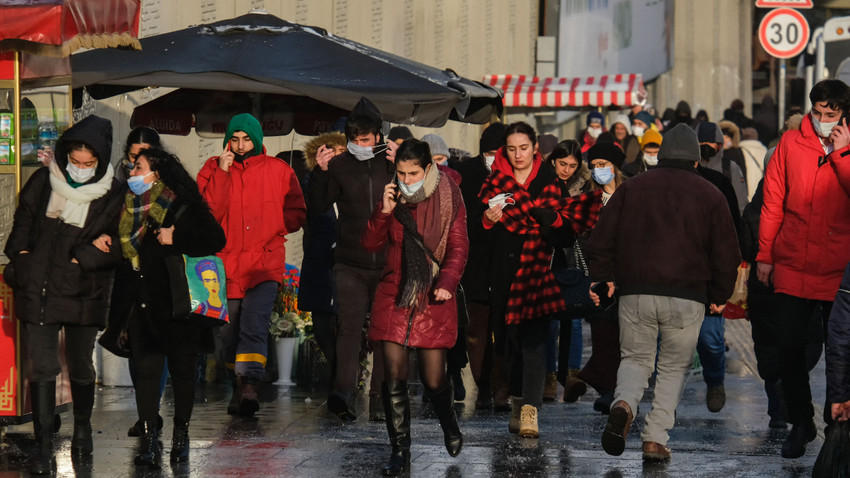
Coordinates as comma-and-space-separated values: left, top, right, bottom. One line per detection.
269, 264, 313, 339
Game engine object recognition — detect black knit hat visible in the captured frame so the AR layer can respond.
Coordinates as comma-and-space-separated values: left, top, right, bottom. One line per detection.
696, 121, 721, 144
479, 122, 507, 155
658, 123, 701, 163
586, 142, 625, 170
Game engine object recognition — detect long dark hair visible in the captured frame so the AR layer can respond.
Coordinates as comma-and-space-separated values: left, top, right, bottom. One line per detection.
395, 139, 433, 169
549, 139, 581, 164
503, 121, 538, 146
124, 126, 162, 159
137, 148, 205, 207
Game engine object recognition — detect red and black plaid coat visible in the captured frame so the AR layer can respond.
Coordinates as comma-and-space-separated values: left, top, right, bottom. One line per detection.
479, 149, 602, 324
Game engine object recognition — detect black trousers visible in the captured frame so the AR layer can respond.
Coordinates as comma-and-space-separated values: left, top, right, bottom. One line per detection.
24, 323, 98, 384
506, 318, 549, 408
131, 347, 198, 424
767, 293, 832, 426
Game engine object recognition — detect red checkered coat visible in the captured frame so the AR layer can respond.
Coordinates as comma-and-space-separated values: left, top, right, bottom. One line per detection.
479, 148, 602, 324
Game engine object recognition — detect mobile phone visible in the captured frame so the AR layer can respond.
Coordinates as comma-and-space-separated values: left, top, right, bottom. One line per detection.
392, 176, 401, 201
591, 282, 616, 311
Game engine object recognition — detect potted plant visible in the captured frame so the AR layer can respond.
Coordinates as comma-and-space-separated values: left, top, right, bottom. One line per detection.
269, 265, 312, 385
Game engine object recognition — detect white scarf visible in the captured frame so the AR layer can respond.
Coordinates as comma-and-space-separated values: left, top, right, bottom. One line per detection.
46, 160, 114, 228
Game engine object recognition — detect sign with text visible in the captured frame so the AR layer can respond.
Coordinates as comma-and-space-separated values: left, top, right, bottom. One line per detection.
759, 8, 810, 59
755, 0, 813, 8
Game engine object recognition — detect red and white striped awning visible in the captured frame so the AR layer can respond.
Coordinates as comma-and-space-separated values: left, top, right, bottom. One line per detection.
483, 74, 646, 108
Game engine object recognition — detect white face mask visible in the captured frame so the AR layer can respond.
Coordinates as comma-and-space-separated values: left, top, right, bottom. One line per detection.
812, 116, 839, 138
484, 154, 495, 170
588, 126, 602, 139
347, 141, 374, 161
632, 126, 645, 137
643, 153, 658, 166
398, 177, 425, 196
66, 162, 97, 183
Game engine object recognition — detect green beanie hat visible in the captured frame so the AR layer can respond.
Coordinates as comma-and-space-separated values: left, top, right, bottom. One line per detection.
223, 113, 263, 156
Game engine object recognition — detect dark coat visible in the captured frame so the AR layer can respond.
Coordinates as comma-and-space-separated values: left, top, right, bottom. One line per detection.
454, 154, 492, 302
361, 174, 468, 348
307, 150, 394, 270
3, 116, 123, 327
585, 163, 741, 306
827, 263, 850, 403
107, 197, 226, 356
297, 168, 337, 313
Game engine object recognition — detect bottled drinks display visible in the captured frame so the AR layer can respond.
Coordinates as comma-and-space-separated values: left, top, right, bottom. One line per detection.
37, 121, 58, 165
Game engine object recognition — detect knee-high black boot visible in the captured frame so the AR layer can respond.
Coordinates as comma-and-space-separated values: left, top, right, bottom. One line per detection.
70, 382, 95, 456
170, 417, 190, 463
30, 381, 56, 475
429, 383, 463, 457
133, 420, 161, 469
381, 381, 410, 476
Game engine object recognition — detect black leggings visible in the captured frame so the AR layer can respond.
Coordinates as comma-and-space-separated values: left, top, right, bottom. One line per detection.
382, 341, 447, 391
133, 352, 197, 424
506, 318, 549, 408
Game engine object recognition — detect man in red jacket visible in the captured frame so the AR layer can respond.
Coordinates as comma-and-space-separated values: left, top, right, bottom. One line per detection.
197, 114, 306, 417
757, 79, 850, 458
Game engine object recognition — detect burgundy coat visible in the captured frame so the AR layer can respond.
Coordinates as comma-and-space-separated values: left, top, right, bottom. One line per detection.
362, 175, 468, 349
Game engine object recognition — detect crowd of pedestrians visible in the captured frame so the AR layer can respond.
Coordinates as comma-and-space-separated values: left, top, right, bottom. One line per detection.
7, 79, 850, 475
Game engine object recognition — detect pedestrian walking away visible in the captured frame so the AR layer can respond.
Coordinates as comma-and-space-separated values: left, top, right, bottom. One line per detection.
586, 123, 740, 463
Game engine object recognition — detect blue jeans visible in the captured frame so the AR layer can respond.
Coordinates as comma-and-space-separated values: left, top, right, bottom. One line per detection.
696, 315, 725, 387
569, 319, 583, 369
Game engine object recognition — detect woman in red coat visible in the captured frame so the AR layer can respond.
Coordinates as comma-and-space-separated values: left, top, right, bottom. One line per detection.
361, 139, 468, 476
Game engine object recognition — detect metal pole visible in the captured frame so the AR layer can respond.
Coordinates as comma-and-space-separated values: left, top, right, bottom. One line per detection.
779, 59, 786, 133
805, 27, 823, 113
816, 33, 825, 85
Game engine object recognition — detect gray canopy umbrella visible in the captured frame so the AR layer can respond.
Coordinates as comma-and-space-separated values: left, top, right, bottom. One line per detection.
71, 11, 502, 129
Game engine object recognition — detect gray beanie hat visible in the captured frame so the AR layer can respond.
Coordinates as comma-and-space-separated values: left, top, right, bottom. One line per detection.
658, 123, 701, 163
422, 133, 450, 158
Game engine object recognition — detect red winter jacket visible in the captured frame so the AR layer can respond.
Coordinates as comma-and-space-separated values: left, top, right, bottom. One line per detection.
197, 151, 306, 298
758, 114, 850, 301
361, 174, 468, 349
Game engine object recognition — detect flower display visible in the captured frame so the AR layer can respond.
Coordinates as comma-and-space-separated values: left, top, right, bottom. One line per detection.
269, 264, 313, 339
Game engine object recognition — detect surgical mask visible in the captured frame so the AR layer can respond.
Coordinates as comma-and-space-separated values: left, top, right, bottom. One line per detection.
398, 177, 425, 196
488, 193, 515, 208
127, 172, 155, 195
484, 154, 495, 170
347, 141, 388, 161
66, 162, 97, 183
700, 144, 717, 159
588, 126, 602, 139
812, 116, 839, 138
632, 126, 645, 137
643, 153, 658, 166
592, 167, 615, 185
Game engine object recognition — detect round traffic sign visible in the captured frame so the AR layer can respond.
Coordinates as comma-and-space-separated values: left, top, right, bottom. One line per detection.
759, 8, 810, 59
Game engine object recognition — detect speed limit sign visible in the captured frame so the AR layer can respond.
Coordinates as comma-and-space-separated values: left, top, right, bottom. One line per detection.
759, 8, 810, 58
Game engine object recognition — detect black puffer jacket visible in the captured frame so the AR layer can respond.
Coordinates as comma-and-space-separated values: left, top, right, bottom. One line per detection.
3, 115, 124, 327
454, 154, 492, 303
307, 150, 394, 270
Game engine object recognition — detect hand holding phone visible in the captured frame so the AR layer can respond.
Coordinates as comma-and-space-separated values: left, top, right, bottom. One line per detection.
589, 281, 616, 311
382, 182, 399, 214
833, 116, 850, 151
219, 143, 234, 172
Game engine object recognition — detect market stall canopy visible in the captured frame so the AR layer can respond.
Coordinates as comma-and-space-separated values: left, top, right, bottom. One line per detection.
483, 74, 646, 108
72, 11, 502, 128
0, 0, 141, 57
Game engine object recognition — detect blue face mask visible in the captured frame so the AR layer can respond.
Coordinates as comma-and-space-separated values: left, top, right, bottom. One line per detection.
127, 172, 154, 195
398, 177, 426, 196
592, 167, 615, 185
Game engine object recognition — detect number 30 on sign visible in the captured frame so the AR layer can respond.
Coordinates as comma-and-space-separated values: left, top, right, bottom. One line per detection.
759, 8, 810, 59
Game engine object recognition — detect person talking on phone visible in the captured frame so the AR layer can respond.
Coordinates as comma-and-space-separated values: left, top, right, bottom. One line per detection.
196, 113, 306, 418
586, 124, 740, 463
757, 79, 850, 459
360, 139, 468, 476
307, 98, 400, 422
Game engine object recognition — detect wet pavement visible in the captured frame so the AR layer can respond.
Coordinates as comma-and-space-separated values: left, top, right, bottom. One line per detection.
0, 319, 828, 477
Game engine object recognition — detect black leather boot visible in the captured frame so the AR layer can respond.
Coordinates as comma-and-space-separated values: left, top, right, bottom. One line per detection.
429, 383, 463, 457
170, 417, 190, 463
381, 381, 411, 476
133, 420, 161, 469
70, 382, 95, 456
29, 381, 56, 475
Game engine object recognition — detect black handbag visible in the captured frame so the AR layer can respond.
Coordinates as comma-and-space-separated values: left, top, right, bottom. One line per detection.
553, 240, 603, 319
813, 421, 850, 478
